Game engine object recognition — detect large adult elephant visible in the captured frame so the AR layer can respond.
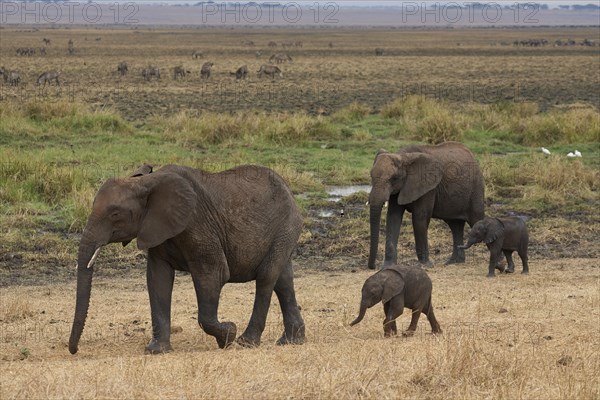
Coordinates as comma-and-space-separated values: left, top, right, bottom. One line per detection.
69, 164, 305, 354
367, 142, 485, 269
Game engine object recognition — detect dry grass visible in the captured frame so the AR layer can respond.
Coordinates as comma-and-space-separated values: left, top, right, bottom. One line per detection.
481, 154, 599, 211
0, 258, 598, 399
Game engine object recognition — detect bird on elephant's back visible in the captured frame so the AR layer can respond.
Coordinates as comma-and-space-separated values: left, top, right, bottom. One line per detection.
367, 141, 485, 269
69, 164, 305, 355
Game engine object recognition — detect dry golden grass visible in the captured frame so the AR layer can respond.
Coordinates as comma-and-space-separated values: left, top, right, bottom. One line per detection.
1, 258, 598, 399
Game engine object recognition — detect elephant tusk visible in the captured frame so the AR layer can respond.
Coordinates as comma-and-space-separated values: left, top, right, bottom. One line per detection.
86, 248, 101, 269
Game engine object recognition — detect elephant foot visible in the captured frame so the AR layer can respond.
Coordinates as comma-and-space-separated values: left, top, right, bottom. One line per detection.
521, 271, 529, 275
215, 322, 237, 349
402, 330, 416, 337
444, 255, 465, 265
276, 325, 306, 345
505, 267, 515, 274
487, 273, 496, 278
419, 260, 434, 269
236, 334, 261, 348
495, 264, 506, 273
145, 339, 173, 354
276, 334, 305, 345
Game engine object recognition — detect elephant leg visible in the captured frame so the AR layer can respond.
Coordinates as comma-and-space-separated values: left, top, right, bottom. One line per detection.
518, 249, 529, 274
487, 243, 503, 277
238, 243, 294, 347
274, 261, 305, 345
146, 249, 175, 354
403, 309, 423, 337
191, 264, 236, 349
383, 296, 404, 337
425, 303, 442, 334
411, 193, 435, 267
384, 194, 404, 267
237, 276, 277, 347
445, 219, 466, 265
504, 250, 515, 273
383, 301, 398, 337
412, 214, 432, 267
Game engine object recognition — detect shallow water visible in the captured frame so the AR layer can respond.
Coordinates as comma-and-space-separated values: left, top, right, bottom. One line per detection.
326, 185, 371, 202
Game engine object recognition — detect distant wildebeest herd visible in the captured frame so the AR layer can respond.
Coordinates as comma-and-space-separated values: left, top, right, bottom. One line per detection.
513, 38, 597, 47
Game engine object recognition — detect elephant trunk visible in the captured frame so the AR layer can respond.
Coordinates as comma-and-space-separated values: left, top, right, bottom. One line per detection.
68, 239, 101, 355
459, 238, 478, 250
350, 300, 368, 326
367, 203, 384, 269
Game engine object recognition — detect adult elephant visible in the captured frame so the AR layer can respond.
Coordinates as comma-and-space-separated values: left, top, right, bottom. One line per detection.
69, 164, 305, 354
367, 142, 485, 269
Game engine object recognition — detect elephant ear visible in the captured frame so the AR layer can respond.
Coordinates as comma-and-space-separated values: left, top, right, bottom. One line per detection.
131, 164, 153, 177
397, 153, 442, 205
484, 218, 505, 244
137, 173, 196, 250
381, 269, 405, 305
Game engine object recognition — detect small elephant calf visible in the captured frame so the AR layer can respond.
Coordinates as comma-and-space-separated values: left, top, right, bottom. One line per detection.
350, 264, 442, 337
460, 216, 529, 277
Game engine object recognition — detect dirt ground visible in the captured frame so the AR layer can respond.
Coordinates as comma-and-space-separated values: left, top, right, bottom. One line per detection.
0, 256, 598, 399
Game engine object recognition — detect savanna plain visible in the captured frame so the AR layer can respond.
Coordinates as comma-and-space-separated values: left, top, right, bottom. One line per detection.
0, 26, 599, 399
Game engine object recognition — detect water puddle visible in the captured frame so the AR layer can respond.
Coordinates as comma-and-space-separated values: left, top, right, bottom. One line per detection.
318, 210, 335, 218
326, 185, 371, 202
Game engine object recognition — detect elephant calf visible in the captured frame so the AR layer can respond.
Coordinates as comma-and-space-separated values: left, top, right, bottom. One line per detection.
351, 264, 441, 337
459, 216, 529, 277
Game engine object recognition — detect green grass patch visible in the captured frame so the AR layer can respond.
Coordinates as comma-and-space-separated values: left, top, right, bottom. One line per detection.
1, 97, 598, 270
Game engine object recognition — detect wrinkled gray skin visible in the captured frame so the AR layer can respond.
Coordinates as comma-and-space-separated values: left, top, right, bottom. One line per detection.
368, 142, 485, 269
37, 70, 60, 86
351, 264, 442, 337
200, 62, 214, 79
69, 164, 305, 355
459, 216, 529, 277
117, 62, 128, 76
257, 64, 282, 79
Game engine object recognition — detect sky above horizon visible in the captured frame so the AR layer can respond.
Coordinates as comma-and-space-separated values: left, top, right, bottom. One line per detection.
88, 0, 600, 5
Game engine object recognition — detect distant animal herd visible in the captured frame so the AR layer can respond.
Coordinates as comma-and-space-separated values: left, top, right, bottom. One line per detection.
512, 38, 596, 47
2, 35, 597, 88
